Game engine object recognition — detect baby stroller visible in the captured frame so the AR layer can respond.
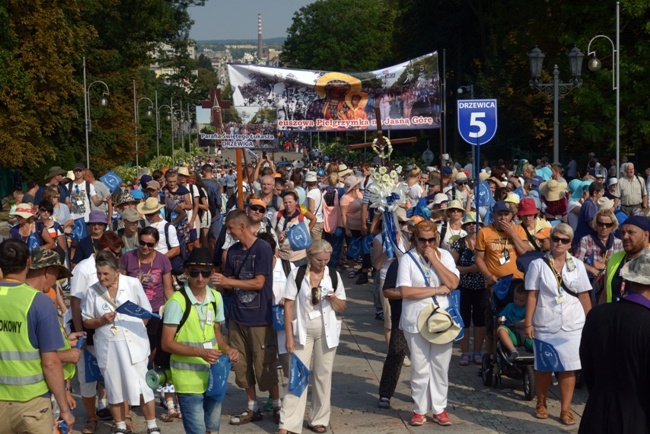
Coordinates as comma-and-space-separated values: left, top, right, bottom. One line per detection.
481, 278, 537, 401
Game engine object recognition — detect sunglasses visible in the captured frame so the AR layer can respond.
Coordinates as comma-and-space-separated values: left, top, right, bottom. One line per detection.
139, 241, 156, 248
418, 237, 437, 244
311, 287, 320, 306
551, 235, 571, 245
248, 205, 266, 213
188, 269, 212, 278
596, 221, 615, 228
111, 249, 122, 258
39, 208, 50, 213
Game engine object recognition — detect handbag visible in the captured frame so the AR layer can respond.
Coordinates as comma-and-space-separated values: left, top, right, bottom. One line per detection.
407, 252, 464, 341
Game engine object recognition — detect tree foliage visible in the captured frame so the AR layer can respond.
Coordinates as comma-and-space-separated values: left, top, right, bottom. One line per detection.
281, 0, 395, 71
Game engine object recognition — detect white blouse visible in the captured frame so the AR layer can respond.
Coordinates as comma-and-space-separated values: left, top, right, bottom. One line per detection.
82, 275, 152, 369
284, 267, 346, 349
525, 254, 591, 334
396, 248, 460, 334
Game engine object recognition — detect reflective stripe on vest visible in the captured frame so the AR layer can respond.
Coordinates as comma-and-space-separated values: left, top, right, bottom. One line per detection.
167, 289, 220, 394
0, 284, 49, 401
59, 326, 76, 381
605, 251, 626, 303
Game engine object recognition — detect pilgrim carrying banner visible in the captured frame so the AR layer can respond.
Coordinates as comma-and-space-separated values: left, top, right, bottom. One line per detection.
227, 51, 440, 132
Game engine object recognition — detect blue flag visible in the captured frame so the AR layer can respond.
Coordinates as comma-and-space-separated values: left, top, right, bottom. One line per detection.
100, 171, 123, 193
84, 349, 103, 383
288, 353, 311, 396
71, 217, 87, 241
115, 300, 157, 320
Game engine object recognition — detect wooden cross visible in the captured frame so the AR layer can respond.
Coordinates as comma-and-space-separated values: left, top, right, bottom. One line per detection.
201, 88, 230, 134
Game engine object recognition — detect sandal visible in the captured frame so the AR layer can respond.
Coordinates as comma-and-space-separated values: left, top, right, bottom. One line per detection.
229, 408, 263, 425
82, 419, 98, 434
163, 406, 179, 422
309, 425, 328, 433
125, 415, 134, 433
535, 403, 549, 419
472, 352, 482, 365
273, 407, 281, 424
560, 410, 576, 425
459, 353, 470, 366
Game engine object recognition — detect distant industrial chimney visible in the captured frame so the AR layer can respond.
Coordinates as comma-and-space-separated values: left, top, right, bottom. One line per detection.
257, 13, 263, 58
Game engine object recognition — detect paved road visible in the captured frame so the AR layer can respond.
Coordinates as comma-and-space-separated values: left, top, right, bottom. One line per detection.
70, 272, 586, 433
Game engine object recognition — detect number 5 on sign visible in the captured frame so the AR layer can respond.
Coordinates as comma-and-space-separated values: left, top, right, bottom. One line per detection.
457, 99, 498, 146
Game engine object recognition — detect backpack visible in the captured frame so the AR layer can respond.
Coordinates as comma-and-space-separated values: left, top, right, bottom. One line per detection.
203, 178, 222, 218
68, 180, 92, 205
154, 287, 219, 369
322, 188, 341, 234
164, 222, 189, 275
294, 264, 339, 292
281, 258, 291, 277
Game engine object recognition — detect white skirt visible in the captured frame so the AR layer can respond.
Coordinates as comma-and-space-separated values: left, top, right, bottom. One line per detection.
101, 340, 154, 405
533, 328, 582, 372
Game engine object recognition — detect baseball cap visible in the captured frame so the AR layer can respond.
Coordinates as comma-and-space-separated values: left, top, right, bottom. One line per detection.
122, 208, 142, 223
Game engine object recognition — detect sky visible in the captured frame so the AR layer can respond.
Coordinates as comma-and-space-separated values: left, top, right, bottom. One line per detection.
188, 0, 315, 41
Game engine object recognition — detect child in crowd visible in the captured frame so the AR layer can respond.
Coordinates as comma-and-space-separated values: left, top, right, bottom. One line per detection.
496, 283, 533, 361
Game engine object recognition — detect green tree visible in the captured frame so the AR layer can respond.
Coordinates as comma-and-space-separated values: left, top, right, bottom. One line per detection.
281, 0, 395, 71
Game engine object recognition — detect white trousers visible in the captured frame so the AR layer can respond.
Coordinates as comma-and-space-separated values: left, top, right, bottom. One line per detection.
404, 331, 453, 415
280, 317, 337, 433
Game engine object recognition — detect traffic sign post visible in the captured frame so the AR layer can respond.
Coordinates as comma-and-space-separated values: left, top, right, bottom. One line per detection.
457, 99, 498, 230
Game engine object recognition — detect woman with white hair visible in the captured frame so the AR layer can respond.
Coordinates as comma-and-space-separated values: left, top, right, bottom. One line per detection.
524, 223, 592, 425
279, 239, 346, 434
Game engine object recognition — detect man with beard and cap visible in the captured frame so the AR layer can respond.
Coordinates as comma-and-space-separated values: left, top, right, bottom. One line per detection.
579, 250, 650, 434
601, 215, 650, 304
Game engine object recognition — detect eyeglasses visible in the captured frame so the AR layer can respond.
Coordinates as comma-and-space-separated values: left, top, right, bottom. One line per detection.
111, 249, 122, 258
596, 221, 615, 228
73, 169, 83, 173
139, 241, 156, 248
248, 205, 266, 213
188, 269, 212, 278
311, 287, 320, 305
550, 235, 571, 245
418, 237, 437, 244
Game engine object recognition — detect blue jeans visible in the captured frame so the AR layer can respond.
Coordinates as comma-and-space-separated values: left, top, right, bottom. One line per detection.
177, 393, 221, 434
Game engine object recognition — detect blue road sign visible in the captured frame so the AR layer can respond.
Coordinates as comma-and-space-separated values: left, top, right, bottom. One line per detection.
457, 99, 498, 146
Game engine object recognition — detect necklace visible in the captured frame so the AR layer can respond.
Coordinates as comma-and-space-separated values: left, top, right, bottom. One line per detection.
137, 251, 156, 282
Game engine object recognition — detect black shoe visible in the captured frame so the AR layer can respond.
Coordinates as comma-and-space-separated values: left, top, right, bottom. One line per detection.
356, 274, 369, 285
375, 311, 384, 321
96, 407, 112, 420
508, 350, 520, 363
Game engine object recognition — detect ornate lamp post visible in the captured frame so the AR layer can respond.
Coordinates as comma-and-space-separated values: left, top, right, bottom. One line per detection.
528, 46, 584, 163
154, 90, 172, 169
133, 80, 153, 169
586, 1, 620, 175
83, 57, 110, 168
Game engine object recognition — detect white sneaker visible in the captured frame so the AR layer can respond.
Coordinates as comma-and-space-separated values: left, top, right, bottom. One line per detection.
403, 355, 411, 367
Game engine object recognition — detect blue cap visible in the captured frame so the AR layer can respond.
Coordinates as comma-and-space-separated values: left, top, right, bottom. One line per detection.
442, 166, 453, 175
317, 169, 325, 177
622, 216, 650, 232
492, 201, 512, 214
530, 176, 544, 188
140, 174, 152, 190
130, 189, 144, 200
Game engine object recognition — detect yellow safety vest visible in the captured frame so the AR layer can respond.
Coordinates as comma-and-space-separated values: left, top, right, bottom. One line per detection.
59, 326, 76, 381
166, 288, 220, 394
0, 283, 49, 401
605, 251, 626, 303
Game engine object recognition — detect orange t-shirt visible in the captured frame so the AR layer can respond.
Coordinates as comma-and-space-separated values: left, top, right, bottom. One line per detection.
44, 286, 57, 302
475, 224, 528, 279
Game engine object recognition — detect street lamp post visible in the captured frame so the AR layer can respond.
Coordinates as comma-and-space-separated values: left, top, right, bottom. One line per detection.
83, 56, 110, 168
155, 92, 172, 170
528, 46, 584, 163
586, 1, 620, 175
133, 80, 153, 169
457, 84, 474, 99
